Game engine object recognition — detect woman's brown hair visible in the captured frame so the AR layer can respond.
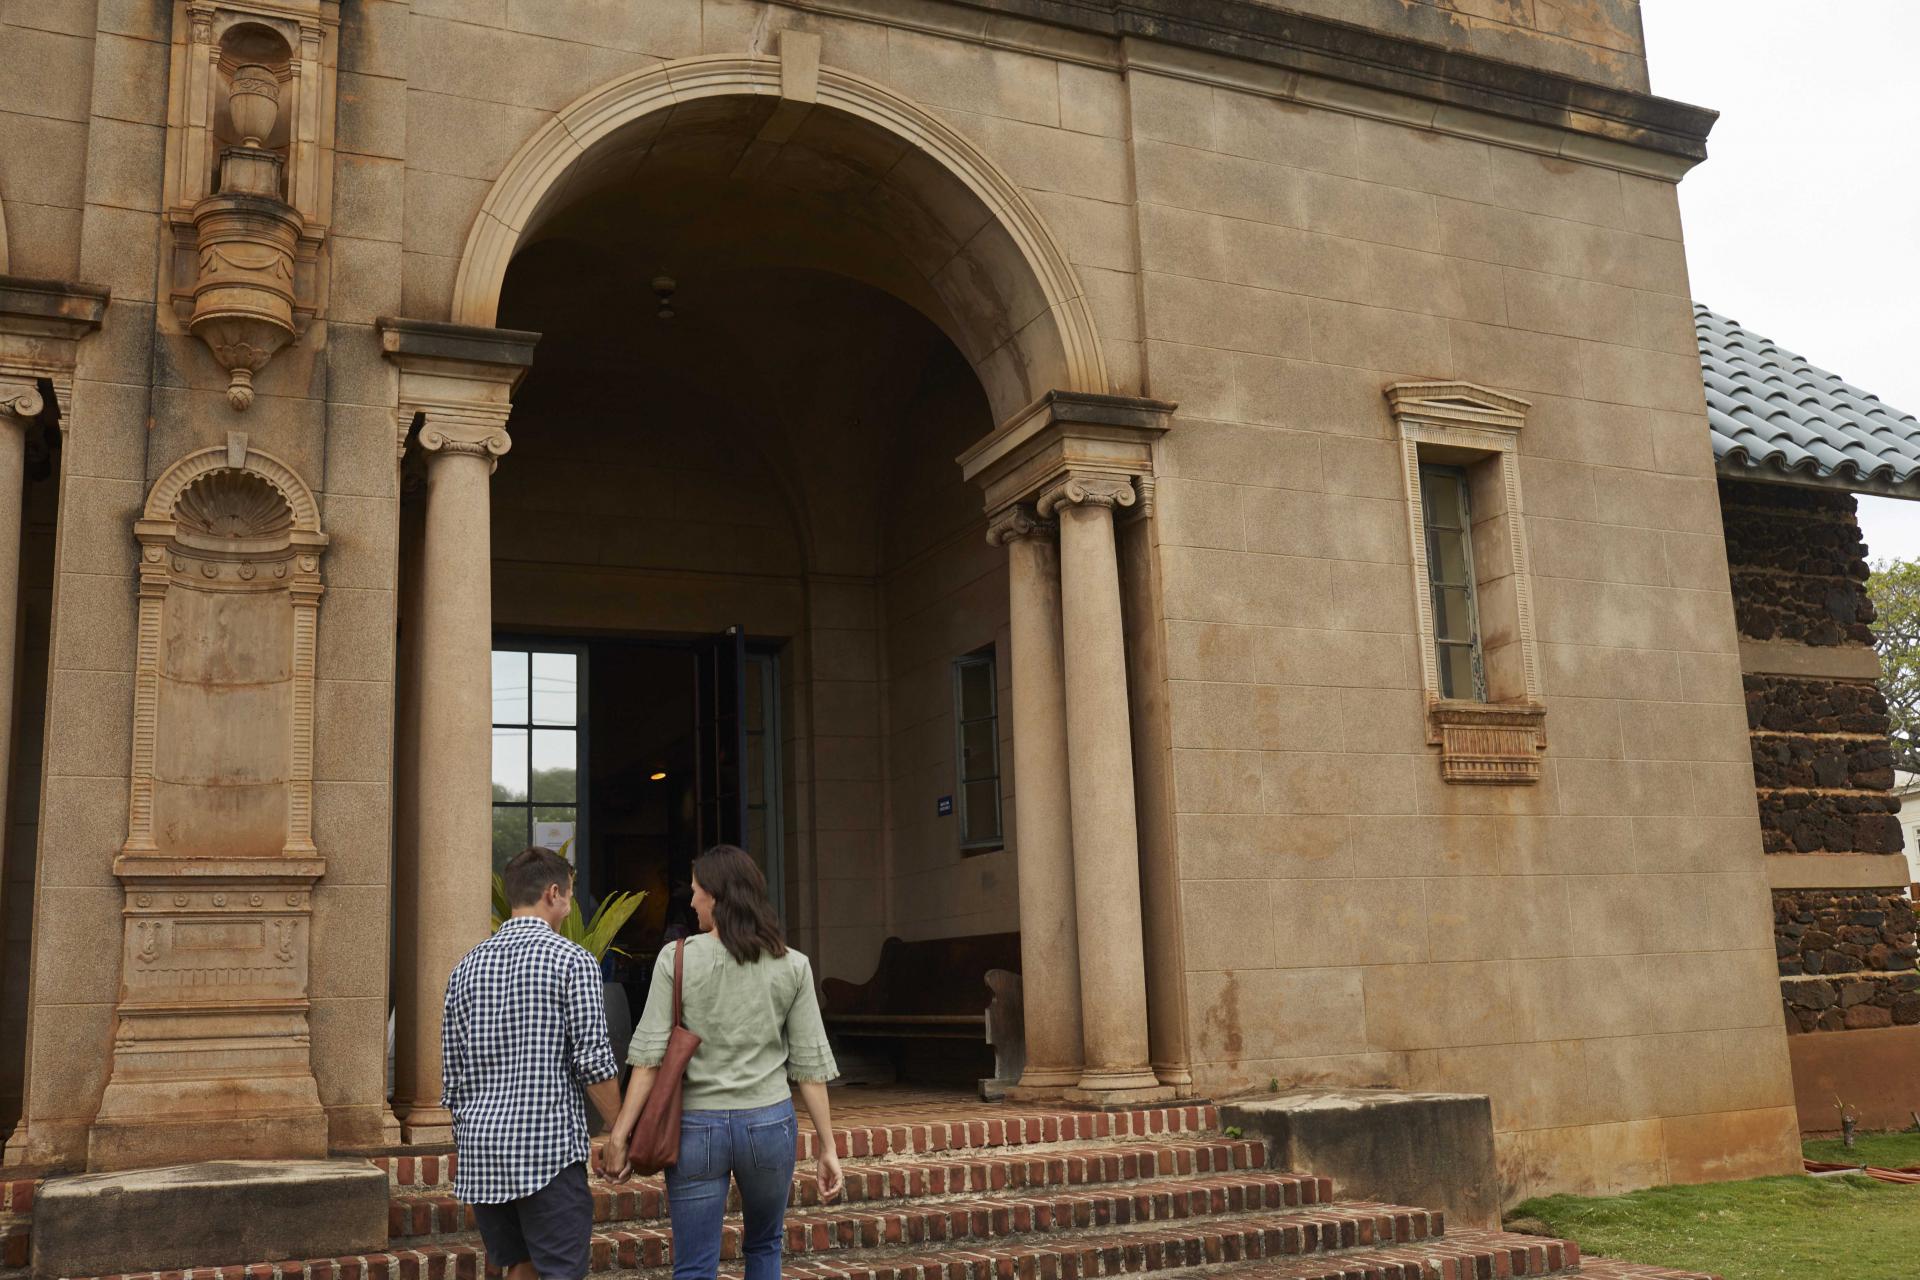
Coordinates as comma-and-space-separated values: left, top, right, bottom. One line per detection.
694, 844, 787, 964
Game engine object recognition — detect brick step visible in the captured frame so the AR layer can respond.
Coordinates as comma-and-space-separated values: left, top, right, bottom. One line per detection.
390, 1138, 1283, 1238
75, 1200, 1452, 1280
406, 1170, 1333, 1256
1155, 1229, 1583, 1279
375, 1104, 1222, 1191
1573, 1259, 1720, 1280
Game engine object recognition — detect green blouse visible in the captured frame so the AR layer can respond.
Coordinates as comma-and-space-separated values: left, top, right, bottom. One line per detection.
626, 932, 839, 1111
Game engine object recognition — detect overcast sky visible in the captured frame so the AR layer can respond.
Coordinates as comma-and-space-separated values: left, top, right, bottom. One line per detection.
1639, 2, 1920, 562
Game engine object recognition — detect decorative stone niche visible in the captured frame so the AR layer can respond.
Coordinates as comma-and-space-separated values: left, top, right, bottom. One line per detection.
161, 2, 338, 409
89, 436, 330, 1172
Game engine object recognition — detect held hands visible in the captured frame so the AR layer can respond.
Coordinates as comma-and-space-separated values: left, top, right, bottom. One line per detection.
816, 1149, 845, 1202
595, 1130, 633, 1183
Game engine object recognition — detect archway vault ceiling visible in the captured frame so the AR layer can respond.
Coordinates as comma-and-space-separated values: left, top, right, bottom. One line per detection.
455, 56, 1108, 425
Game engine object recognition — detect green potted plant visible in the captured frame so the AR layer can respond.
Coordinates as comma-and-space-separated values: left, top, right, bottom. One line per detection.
492, 841, 645, 1063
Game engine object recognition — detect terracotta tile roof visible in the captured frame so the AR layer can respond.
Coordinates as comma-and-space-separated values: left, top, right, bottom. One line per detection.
1697, 303, 1920, 492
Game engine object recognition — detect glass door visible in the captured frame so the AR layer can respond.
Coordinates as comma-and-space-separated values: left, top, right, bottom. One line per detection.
491, 645, 587, 883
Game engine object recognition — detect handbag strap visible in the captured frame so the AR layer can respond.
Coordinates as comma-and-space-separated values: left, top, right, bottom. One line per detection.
672, 937, 686, 1029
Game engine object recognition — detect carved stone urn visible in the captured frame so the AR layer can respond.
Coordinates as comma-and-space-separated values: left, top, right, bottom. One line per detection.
188, 63, 303, 411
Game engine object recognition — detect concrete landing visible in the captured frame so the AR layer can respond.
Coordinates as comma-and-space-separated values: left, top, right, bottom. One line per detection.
1223, 1087, 1501, 1231
30, 1160, 386, 1280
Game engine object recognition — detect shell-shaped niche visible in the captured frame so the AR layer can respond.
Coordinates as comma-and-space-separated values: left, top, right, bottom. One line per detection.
175, 468, 295, 544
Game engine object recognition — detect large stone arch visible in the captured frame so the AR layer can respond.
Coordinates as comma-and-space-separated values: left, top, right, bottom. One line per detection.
449, 53, 1107, 424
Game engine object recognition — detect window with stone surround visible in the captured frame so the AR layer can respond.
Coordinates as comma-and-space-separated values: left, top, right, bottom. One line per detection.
1387, 382, 1547, 784
953, 647, 1004, 851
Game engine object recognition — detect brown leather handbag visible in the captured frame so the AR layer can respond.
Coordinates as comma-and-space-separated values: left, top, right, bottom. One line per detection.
626, 938, 702, 1176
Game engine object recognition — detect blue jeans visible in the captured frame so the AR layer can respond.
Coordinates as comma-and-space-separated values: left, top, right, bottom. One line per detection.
665, 1099, 797, 1280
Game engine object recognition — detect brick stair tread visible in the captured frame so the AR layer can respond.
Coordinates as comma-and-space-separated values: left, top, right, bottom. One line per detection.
373, 1106, 1225, 1192
1571, 1258, 1720, 1280
390, 1150, 1304, 1238
1173, 1228, 1582, 1279
384, 1136, 1282, 1235
70, 1200, 1451, 1280
403, 1173, 1353, 1257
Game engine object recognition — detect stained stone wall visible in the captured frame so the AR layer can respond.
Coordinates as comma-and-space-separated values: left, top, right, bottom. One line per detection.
1, 0, 1796, 1197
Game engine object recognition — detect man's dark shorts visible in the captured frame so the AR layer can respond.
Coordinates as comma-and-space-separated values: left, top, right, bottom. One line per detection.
471, 1161, 593, 1280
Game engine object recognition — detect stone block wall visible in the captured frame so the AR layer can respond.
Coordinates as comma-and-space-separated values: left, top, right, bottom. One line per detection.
1719, 479, 1919, 1060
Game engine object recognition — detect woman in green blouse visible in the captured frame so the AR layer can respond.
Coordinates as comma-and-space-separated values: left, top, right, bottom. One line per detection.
607, 844, 844, 1280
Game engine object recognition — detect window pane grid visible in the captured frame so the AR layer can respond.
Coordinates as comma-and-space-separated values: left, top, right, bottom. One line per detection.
1419, 464, 1487, 702
493, 647, 581, 876
953, 651, 1002, 850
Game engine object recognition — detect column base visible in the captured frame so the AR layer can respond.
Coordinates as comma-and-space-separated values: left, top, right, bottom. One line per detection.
1062, 1067, 1178, 1108
1002, 1083, 1071, 1103
1062, 1084, 1179, 1108
397, 1103, 455, 1145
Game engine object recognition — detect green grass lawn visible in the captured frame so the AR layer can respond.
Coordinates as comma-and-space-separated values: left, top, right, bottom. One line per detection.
1512, 1174, 1920, 1280
1802, 1129, 1920, 1168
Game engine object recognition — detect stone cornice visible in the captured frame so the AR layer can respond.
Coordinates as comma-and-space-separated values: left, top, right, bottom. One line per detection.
794, 0, 1715, 175
378, 317, 539, 373
0, 274, 111, 340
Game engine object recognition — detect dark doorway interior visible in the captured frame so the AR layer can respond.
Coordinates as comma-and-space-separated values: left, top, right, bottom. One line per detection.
492, 633, 782, 1024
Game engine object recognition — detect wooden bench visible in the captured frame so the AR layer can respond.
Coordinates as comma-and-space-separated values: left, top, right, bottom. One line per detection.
820, 933, 1025, 1094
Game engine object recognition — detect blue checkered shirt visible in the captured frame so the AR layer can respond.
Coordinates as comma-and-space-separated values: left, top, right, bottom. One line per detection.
441, 916, 620, 1203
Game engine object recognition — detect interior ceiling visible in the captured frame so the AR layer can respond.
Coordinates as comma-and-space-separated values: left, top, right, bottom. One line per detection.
491, 124, 998, 575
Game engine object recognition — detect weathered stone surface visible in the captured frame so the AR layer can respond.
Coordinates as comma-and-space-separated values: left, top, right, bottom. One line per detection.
1223, 1089, 1499, 1232
1721, 480, 1873, 645
31, 1160, 386, 1277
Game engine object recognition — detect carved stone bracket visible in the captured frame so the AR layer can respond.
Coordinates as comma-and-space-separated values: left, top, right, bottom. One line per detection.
161, 3, 339, 408
1427, 701, 1549, 785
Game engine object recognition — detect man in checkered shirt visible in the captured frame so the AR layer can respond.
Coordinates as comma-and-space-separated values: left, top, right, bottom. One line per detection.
442, 846, 625, 1280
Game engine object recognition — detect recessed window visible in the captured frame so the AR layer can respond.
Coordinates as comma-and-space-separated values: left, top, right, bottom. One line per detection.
953, 648, 1003, 851
1387, 382, 1546, 784
1419, 463, 1486, 701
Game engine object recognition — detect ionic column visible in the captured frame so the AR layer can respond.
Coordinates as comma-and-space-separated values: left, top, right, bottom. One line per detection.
0, 380, 40, 879
1039, 474, 1172, 1106
379, 317, 537, 1144
988, 504, 1084, 1097
390, 409, 508, 1141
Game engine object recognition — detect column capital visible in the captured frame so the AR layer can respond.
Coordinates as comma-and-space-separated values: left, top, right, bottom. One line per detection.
379, 316, 539, 460
986, 502, 1054, 547
417, 406, 512, 464
0, 274, 109, 429
959, 389, 1174, 519
1037, 473, 1136, 517
0, 377, 43, 424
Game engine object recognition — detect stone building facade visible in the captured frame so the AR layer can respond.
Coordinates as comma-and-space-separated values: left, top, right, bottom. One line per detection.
0, 0, 1801, 1205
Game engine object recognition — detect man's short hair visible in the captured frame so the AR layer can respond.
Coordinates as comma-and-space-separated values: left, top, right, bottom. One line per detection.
502, 846, 572, 908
